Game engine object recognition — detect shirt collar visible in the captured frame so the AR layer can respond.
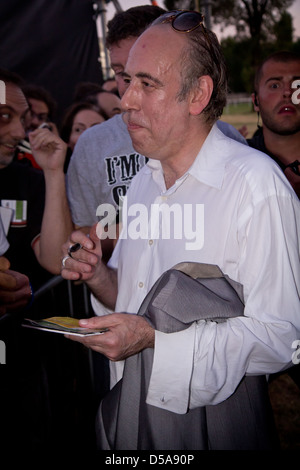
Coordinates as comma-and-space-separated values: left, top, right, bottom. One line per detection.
188, 123, 229, 189
146, 123, 228, 191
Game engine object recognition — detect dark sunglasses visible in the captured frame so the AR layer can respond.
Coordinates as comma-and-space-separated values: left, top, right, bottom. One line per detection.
152, 10, 205, 33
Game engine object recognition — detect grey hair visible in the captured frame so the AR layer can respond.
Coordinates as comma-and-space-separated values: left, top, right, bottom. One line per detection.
177, 26, 228, 124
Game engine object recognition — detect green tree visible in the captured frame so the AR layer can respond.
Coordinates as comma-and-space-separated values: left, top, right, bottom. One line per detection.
164, 0, 295, 66
273, 11, 294, 49
164, 0, 294, 43
221, 36, 265, 92
164, 0, 298, 91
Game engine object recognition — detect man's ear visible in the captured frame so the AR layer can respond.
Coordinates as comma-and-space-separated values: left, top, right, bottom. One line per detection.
189, 75, 214, 116
252, 92, 259, 111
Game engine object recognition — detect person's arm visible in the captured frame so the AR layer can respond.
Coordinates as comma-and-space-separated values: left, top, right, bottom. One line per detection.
29, 129, 74, 274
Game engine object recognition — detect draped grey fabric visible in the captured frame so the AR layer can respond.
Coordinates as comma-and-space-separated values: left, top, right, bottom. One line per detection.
95, 263, 278, 450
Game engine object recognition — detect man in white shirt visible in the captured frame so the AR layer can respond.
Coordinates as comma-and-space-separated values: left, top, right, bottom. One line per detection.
61, 11, 300, 449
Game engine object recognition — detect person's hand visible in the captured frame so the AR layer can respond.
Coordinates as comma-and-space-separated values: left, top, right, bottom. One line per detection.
65, 313, 155, 361
46, 121, 60, 137
238, 125, 249, 138
0, 257, 32, 316
61, 223, 103, 282
0, 256, 10, 271
284, 167, 300, 199
29, 127, 67, 172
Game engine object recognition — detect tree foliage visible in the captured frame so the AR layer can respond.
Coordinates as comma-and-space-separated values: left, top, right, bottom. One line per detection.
163, 0, 298, 91
222, 9, 297, 92
212, 0, 294, 42
164, 0, 294, 43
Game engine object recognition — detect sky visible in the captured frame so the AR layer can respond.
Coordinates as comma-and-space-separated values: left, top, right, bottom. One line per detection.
103, 0, 300, 40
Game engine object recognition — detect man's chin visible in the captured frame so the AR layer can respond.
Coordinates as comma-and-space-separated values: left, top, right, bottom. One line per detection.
275, 127, 300, 136
0, 152, 15, 168
266, 121, 300, 136
129, 136, 144, 154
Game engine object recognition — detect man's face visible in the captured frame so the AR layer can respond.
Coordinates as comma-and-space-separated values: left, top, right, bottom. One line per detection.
96, 91, 122, 118
0, 83, 28, 168
255, 59, 300, 136
120, 26, 193, 163
108, 37, 138, 97
23, 97, 50, 132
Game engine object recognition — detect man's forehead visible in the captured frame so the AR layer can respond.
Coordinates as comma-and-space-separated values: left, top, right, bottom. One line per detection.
261, 59, 300, 80
28, 97, 49, 113
2, 82, 28, 111
126, 26, 184, 72
109, 37, 138, 64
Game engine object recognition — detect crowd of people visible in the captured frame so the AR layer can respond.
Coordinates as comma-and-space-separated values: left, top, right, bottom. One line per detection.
0, 5, 299, 451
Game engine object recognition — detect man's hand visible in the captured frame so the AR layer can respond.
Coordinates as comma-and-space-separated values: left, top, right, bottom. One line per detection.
29, 128, 67, 172
0, 257, 32, 316
65, 313, 155, 361
61, 223, 118, 310
61, 223, 102, 282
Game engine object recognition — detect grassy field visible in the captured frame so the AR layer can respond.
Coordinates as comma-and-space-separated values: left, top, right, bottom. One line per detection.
220, 101, 300, 450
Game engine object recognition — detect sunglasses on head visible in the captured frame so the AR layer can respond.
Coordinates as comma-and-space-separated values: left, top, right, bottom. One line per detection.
152, 10, 205, 33
152, 9, 222, 78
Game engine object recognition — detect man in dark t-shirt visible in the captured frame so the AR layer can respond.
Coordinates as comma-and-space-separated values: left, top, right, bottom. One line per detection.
0, 69, 89, 451
0, 69, 51, 291
247, 51, 300, 199
0, 161, 50, 291
0, 68, 53, 450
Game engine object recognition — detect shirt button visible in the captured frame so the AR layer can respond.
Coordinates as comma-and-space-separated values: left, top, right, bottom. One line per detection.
138, 281, 144, 288
149, 239, 153, 246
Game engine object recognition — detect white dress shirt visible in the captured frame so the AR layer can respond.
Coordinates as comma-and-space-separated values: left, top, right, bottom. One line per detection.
92, 124, 300, 413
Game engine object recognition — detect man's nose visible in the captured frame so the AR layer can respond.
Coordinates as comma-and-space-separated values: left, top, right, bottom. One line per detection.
121, 82, 139, 112
121, 87, 130, 111
283, 83, 293, 98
